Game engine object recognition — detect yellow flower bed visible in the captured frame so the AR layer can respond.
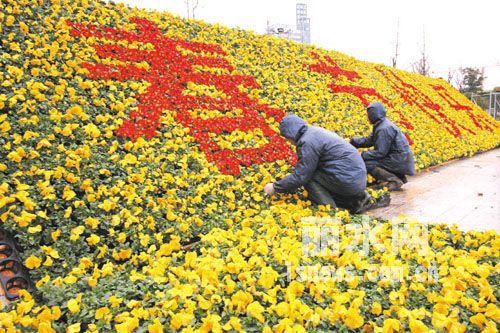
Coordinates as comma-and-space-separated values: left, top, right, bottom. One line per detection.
0, 0, 499, 332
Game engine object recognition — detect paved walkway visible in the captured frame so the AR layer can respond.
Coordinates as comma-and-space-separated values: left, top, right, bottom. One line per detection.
367, 148, 500, 232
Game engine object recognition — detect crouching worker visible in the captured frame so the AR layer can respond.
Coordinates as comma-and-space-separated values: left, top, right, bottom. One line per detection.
263, 115, 370, 213
350, 102, 416, 191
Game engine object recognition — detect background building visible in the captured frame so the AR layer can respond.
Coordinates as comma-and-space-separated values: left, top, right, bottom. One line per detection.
295, 3, 310, 44
266, 3, 310, 44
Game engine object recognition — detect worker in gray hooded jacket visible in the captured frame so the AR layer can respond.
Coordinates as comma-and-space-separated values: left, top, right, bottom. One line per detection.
350, 102, 416, 191
263, 115, 370, 212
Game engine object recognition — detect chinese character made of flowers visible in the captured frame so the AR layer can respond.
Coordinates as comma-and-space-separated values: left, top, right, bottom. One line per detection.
430, 84, 494, 132
307, 52, 415, 144
67, 17, 294, 175
375, 67, 484, 137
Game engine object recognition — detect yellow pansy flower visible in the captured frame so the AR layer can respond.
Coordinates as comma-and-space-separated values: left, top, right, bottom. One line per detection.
25, 255, 42, 269
247, 301, 265, 323
67, 294, 82, 314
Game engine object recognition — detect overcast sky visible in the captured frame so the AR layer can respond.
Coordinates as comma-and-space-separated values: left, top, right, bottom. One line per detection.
114, 0, 500, 90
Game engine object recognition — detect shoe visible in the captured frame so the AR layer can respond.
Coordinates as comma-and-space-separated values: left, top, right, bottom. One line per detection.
370, 167, 404, 191
395, 173, 408, 184
352, 191, 373, 214
371, 193, 391, 209
386, 179, 403, 191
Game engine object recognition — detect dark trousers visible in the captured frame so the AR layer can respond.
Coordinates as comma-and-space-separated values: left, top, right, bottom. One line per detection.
365, 160, 408, 183
365, 154, 414, 177
304, 171, 365, 211
365, 160, 387, 173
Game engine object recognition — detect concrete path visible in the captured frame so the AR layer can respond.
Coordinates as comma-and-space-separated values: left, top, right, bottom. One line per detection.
367, 148, 500, 232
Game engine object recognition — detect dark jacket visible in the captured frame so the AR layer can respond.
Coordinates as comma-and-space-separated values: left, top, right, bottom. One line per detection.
351, 102, 416, 176
274, 115, 367, 196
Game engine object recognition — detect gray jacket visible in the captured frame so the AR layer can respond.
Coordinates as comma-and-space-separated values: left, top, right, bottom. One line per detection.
274, 115, 367, 196
351, 102, 416, 176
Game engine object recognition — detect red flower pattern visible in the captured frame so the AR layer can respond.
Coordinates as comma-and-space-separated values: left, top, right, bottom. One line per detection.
67, 18, 295, 175
431, 84, 493, 132
375, 67, 478, 137
307, 53, 414, 143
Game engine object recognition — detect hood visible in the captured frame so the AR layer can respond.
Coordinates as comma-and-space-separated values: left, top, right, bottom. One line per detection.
367, 102, 387, 124
279, 115, 308, 141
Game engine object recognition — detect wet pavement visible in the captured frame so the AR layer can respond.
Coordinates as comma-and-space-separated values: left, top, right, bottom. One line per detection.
366, 148, 500, 232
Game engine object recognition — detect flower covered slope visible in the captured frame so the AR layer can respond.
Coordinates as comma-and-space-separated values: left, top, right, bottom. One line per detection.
1, 0, 499, 332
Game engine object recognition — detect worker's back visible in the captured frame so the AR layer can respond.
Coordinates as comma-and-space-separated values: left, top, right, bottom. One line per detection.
298, 125, 367, 196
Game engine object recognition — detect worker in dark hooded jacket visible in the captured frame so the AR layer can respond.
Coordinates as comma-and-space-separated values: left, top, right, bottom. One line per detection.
350, 102, 416, 191
263, 115, 371, 212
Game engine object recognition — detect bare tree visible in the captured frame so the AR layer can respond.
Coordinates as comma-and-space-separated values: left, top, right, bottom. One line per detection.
446, 70, 455, 84
453, 69, 465, 91
391, 18, 400, 68
412, 27, 430, 76
185, 0, 200, 19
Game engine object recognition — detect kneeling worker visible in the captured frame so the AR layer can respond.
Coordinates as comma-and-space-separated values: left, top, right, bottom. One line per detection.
263, 114, 370, 213
350, 102, 415, 191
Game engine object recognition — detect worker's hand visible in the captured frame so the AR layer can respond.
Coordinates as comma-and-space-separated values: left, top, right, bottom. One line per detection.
263, 183, 275, 196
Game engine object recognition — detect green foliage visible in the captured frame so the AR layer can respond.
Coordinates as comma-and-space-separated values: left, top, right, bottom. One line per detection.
459, 67, 484, 94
